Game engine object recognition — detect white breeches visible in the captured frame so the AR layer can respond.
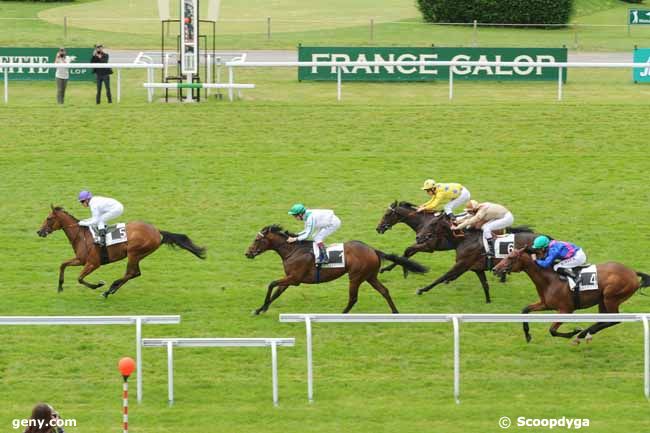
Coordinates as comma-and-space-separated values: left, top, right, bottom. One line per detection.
313, 216, 341, 243
95, 205, 124, 229
553, 249, 587, 271
482, 212, 514, 239
444, 187, 471, 215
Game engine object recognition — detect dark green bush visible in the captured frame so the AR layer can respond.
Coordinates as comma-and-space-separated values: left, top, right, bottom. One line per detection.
417, 0, 573, 25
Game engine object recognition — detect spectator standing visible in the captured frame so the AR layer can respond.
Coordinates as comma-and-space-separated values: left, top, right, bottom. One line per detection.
54, 48, 70, 104
90, 44, 112, 104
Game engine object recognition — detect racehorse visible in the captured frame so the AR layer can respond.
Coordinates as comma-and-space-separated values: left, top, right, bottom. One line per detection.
493, 247, 650, 343
245, 224, 428, 314
37, 206, 206, 298
413, 212, 537, 303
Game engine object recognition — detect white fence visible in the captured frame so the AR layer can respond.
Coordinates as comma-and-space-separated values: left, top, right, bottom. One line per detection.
225, 59, 650, 101
279, 313, 650, 403
0, 315, 180, 403
142, 337, 295, 406
0, 62, 163, 104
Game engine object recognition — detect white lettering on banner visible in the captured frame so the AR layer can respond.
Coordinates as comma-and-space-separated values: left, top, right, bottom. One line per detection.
494, 55, 513, 75
310, 54, 330, 73
640, 56, 650, 77
330, 54, 351, 73
351, 53, 372, 74
419, 54, 438, 75
513, 55, 534, 75
373, 54, 395, 74
396, 54, 417, 74
0, 55, 50, 74
451, 54, 471, 75
535, 55, 555, 75
473, 54, 493, 75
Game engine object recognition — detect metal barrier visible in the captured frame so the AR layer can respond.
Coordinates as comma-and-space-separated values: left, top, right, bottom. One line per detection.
0, 315, 180, 403
142, 337, 295, 406
279, 313, 650, 403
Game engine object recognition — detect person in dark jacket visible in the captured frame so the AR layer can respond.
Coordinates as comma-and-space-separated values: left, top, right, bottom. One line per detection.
90, 44, 112, 104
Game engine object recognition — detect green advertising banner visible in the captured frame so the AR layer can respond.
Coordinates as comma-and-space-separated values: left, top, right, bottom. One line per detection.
0, 48, 95, 81
298, 47, 567, 82
629, 9, 650, 25
633, 48, 650, 83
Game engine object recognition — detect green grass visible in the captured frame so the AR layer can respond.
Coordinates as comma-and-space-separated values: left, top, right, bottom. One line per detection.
3, 0, 650, 50
1, 70, 650, 432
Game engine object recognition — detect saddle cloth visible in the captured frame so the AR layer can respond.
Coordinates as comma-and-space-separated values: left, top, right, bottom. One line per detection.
569, 265, 598, 292
494, 234, 515, 259
312, 243, 345, 268
89, 223, 128, 246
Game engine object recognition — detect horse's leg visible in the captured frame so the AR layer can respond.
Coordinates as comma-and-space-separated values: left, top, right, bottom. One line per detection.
58, 257, 82, 292
473, 270, 491, 304
255, 277, 293, 315
342, 276, 363, 313
102, 258, 142, 298
77, 262, 105, 290
521, 301, 548, 343
547, 307, 583, 339
416, 260, 471, 295
367, 276, 399, 313
260, 286, 289, 313
381, 244, 423, 274
574, 300, 620, 343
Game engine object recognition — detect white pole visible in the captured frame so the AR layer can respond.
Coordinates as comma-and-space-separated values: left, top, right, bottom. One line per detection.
136, 318, 142, 403
449, 69, 454, 100
147, 68, 153, 103
228, 66, 234, 101
306, 316, 314, 402
643, 316, 650, 399
167, 341, 174, 406
4, 69, 7, 104
271, 341, 279, 406
557, 67, 563, 101
337, 66, 341, 102
117, 69, 121, 103
206, 56, 211, 98
452, 316, 460, 404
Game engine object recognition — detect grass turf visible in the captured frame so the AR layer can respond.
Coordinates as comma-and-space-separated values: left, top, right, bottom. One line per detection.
1, 69, 650, 432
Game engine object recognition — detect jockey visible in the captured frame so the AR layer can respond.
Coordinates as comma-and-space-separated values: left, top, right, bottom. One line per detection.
287, 203, 341, 264
416, 179, 471, 220
78, 190, 124, 246
452, 200, 514, 265
532, 235, 587, 282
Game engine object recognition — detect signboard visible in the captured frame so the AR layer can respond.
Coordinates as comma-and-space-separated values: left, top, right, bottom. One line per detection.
633, 48, 650, 83
0, 48, 94, 81
181, 0, 198, 74
298, 47, 567, 82
629, 9, 650, 25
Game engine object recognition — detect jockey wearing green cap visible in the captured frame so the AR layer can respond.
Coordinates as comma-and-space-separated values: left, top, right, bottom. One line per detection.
287, 204, 341, 264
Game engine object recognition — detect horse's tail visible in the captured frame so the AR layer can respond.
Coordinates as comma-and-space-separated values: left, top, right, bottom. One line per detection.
374, 250, 428, 274
160, 231, 207, 259
636, 272, 650, 296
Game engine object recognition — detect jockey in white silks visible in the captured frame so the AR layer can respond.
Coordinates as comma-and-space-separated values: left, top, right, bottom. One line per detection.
78, 190, 124, 246
286, 203, 341, 264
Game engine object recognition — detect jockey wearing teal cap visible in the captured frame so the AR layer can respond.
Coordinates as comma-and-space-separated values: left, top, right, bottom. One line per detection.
287, 204, 341, 264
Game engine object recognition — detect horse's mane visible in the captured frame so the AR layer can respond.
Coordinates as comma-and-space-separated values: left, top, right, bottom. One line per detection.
397, 201, 418, 210
262, 224, 299, 238
53, 206, 79, 222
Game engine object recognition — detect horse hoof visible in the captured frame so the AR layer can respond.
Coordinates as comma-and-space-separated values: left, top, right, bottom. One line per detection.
571, 337, 580, 346
585, 333, 593, 343
102, 292, 109, 299
57, 287, 63, 293
98, 280, 105, 287
525, 335, 532, 343
416, 289, 423, 296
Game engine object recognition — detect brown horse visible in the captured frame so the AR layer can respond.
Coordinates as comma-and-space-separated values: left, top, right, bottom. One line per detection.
37, 206, 206, 298
493, 247, 650, 343
245, 225, 428, 314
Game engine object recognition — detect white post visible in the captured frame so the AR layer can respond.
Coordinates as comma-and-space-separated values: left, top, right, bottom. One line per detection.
305, 316, 314, 402
185, 72, 193, 103
147, 68, 153, 103
228, 66, 234, 102
167, 341, 174, 406
135, 318, 142, 403
206, 56, 212, 98
271, 341, 279, 406
117, 69, 121, 103
557, 67, 563, 101
448, 68, 454, 100
643, 316, 650, 399
337, 66, 341, 102
4, 69, 7, 104
452, 316, 460, 404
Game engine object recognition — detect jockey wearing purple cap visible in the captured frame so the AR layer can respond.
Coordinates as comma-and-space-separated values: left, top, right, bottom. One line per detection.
78, 190, 124, 246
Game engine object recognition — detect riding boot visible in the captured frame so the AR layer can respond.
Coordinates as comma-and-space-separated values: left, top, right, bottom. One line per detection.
486, 238, 495, 269
98, 228, 107, 247
445, 212, 456, 222
317, 243, 329, 264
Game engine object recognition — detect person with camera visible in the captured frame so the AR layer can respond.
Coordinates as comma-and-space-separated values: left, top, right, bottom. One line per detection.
90, 44, 112, 104
54, 48, 70, 104
23, 403, 65, 433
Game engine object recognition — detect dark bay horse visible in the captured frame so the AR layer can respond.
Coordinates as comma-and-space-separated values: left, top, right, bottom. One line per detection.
412, 212, 537, 303
493, 247, 650, 343
245, 225, 428, 314
37, 206, 206, 297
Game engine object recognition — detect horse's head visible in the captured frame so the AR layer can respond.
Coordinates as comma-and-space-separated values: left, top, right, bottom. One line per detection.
376, 201, 401, 234
37, 205, 67, 237
493, 247, 529, 276
415, 213, 448, 244
245, 225, 288, 258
